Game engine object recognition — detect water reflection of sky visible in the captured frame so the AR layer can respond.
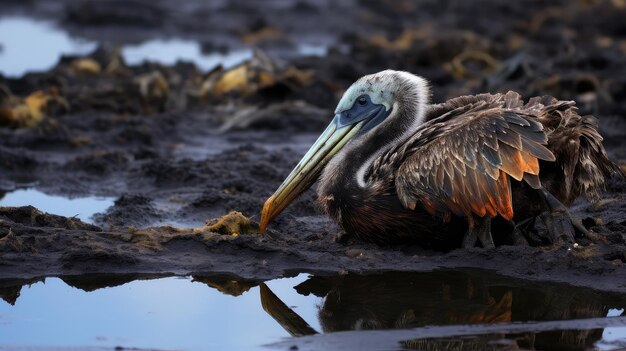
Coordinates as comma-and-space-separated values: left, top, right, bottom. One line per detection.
0, 17, 96, 77
0, 16, 251, 76
600, 308, 626, 350
0, 275, 322, 351
0, 189, 114, 223
0, 16, 328, 78
122, 39, 253, 70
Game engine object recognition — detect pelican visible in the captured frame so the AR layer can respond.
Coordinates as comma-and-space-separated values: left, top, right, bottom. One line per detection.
260, 70, 623, 248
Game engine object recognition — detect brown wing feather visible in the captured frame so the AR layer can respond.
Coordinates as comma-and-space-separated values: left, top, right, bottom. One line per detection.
395, 101, 555, 221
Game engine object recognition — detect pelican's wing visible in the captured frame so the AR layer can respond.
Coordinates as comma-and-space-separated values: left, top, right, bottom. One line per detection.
392, 94, 555, 221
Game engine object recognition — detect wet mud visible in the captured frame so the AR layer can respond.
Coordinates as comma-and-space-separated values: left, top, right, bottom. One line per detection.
0, 0, 626, 295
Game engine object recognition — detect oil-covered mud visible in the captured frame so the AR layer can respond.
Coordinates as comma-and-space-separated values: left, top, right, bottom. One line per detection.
0, 0, 625, 294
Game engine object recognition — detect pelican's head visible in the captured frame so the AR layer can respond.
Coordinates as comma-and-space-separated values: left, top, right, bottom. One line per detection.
260, 70, 429, 231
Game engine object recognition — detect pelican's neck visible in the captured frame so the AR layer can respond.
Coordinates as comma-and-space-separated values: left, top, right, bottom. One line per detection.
320, 76, 430, 195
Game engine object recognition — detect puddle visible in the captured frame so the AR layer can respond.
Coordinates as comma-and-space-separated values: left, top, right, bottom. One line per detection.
1, 270, 625, 351
121, 39, 253, 71
0, 16, 328, 78
0, 189, 114, 223
295, 43, 328, 57
0, 17, 97, 77
600, 308, 626, 350
0, 274, 321, 351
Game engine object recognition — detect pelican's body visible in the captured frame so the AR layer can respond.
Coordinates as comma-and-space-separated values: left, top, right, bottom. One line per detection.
261, 70, 623, 248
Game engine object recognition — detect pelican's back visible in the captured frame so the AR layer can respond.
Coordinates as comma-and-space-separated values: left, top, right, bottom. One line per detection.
531, 95, 623, 205
425, 93, 624, 208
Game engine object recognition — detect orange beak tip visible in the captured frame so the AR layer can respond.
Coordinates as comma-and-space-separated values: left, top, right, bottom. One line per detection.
259, 195, 276, 233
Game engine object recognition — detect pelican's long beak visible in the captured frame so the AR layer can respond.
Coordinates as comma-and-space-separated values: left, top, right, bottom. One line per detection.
260, 116, 364, 231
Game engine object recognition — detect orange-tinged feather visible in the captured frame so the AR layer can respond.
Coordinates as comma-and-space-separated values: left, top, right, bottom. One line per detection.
522, 152, 540, 175
496, 171, 514, 220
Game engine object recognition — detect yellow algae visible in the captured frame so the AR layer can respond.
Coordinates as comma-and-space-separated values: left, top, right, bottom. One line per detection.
204, 211, 255, 236
210, 65, 249, 96
0, 89, 69, 128
446, 50, 499, 79
242, 27, 283, 45
70, 58, 102, 76
197, 49, 313, 102
110, 212, 256, 252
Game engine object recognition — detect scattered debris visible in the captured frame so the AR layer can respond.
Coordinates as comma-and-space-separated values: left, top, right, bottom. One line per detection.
203, 211, 255, 236
198, 49, 313, 101
219, 100, 327, 132
0, 86, 69, 128
135, 71, 169, 113
69, 58, 102, 76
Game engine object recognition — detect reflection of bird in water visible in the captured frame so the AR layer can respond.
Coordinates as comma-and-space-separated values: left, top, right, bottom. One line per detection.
260, 70, 623, 248
289, 271, 625, 350
259, 283, 317, 337
296, 272, 512, 333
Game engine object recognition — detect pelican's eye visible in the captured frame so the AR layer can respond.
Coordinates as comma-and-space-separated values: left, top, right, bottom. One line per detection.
336, 93, 388, 128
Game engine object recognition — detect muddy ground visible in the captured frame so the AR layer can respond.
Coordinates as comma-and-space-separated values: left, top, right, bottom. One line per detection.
0, 0, 625, 291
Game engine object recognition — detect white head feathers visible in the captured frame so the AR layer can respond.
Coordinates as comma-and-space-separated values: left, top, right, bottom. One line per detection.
334, 70, 431, 120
